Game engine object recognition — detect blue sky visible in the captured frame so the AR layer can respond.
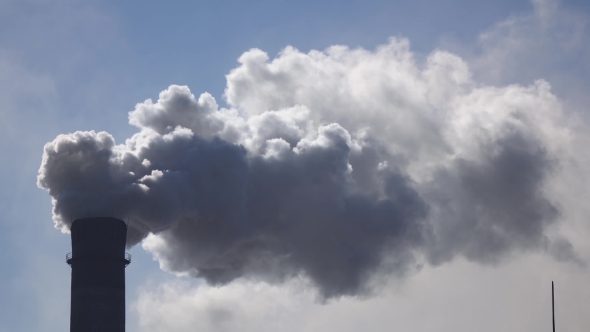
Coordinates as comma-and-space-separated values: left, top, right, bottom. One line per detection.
1, 0, 590, 331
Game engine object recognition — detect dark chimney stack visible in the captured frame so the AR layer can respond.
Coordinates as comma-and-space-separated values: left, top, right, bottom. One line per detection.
66, 217, 131, 332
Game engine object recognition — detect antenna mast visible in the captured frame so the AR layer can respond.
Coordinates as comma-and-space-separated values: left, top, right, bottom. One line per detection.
552, 281, 555, 332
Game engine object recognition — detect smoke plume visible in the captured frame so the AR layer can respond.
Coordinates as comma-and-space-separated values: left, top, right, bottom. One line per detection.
38, 38, 575, 297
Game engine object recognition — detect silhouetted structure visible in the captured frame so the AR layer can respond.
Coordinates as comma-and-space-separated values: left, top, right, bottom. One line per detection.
66, 217, 131, 332
552, 281, 556, 332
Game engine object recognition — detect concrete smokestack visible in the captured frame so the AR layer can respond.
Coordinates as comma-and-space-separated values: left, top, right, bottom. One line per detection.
66, 217, 131, 332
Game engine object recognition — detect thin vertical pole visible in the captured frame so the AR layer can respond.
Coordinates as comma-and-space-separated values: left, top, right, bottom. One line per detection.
552, 281, 555, 332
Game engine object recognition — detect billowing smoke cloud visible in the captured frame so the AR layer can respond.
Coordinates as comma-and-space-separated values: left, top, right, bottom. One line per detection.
38, 38, 575, 297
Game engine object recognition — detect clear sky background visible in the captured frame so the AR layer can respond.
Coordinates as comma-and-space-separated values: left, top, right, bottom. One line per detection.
1, 0, 590, 331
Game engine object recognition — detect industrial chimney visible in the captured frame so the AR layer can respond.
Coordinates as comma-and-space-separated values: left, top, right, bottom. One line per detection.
66, 217, 131, 332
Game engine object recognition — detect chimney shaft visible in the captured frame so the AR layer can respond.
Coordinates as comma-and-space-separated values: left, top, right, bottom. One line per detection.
66, 217, 130, 332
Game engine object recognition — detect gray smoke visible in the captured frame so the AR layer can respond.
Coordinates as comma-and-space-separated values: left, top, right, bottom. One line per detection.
38, 39, 576, 297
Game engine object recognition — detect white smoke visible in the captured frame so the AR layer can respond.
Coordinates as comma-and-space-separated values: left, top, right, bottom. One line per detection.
38, 37, 576, 297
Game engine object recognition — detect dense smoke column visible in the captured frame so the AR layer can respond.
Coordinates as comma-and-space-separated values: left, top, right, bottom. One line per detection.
38, 39, 579, 299
67, 217, 130, 332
